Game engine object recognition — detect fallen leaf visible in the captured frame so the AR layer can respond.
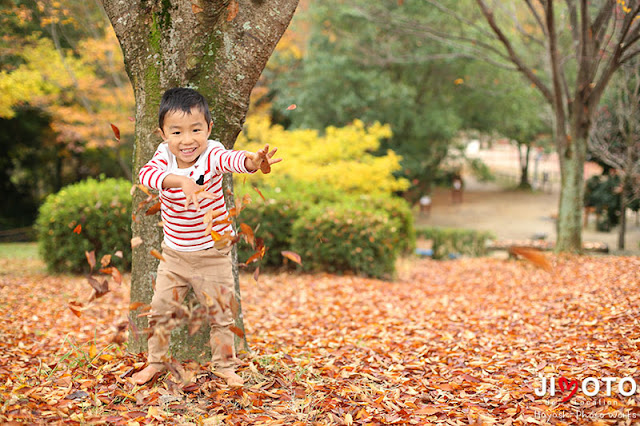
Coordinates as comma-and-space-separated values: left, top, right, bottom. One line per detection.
68, 301, 84, 317
73, 224, 82, 234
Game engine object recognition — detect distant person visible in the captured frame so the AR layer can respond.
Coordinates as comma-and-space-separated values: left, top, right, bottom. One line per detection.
452, 176, 463, 204
419, 195, 432, 216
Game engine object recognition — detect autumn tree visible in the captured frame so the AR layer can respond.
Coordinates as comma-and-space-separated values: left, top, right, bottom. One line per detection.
589, 60, 640, 250
98, 0, 299, 359
355, 0, 640, 252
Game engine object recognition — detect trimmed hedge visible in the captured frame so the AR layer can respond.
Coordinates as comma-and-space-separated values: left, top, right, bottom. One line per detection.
291, 205, 399, 279
36, 178, 132, 273
235, 183, 414, 276
416, 227, 494, 259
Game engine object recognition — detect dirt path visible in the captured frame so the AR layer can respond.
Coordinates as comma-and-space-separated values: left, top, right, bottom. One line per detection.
415, 175, 640, 254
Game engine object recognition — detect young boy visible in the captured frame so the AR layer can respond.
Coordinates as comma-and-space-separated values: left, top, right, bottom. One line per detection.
132, 87, 280, 386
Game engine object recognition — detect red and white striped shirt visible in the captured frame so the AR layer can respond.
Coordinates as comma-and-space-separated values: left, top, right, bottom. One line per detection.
139, 140, 253, 251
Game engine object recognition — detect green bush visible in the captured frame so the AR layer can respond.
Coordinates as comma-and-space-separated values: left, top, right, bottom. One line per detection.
235, 182, 414, 273
356, 195, 415, 254
416, 227, 494, 259
36, 178, 132, 273
291, 205, 399, 279
236, 196, 306, 268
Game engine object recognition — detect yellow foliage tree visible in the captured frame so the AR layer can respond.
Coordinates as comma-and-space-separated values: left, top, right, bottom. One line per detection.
235, 115, 409, 195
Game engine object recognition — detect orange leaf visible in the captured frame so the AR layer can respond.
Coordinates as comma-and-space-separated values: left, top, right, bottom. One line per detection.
129, 302, 148, 311
136, 184, 151, 197
111, 267, 123, 285
287, 104, 297, 110
85, 251, 96, 270
253, 266, 260, 283
73, 224, 82, 234
253, 186, 266, 201
229, 325, 244, 338
145, 201, 161, 216
509, 246, 553, 272
240, 223, 255, 248
100, 254, 112, 268
281, 251, 302, 265
191, 3, 203, 14
245, 251, 262, 265
99, 267, 114, 275
110, 123, 121, 141
211, 230, 222, 241
68, 301, 84, 318
227, 0, 239, 21
150, 249, 165, 262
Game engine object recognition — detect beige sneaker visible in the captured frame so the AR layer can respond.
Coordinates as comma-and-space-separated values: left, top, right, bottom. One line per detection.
213, 368, 244, 388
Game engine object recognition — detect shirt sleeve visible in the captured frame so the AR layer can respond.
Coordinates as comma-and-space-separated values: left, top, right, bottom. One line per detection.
139, 144, 172, 190
207, 140, 256, 175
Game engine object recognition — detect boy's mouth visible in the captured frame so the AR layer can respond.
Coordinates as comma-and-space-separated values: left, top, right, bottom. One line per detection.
180, 147, 197, 155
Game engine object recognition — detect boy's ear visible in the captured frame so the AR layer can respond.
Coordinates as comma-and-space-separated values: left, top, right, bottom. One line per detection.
157, 127, 167, 140
207, 121, 213, 135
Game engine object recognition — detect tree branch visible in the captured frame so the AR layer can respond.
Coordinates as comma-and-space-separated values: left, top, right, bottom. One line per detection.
475, 0, 554, 104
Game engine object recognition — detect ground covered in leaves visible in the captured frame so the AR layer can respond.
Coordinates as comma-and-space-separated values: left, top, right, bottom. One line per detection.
1, 255, 640, 425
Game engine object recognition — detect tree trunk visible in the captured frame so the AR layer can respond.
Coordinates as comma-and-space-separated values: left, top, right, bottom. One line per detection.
100, 0, 299, 361
556, 129, 587, 252
518, 143, 531, 189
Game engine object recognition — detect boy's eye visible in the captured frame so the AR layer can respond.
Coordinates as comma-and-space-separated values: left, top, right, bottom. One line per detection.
172, 131, 181, 135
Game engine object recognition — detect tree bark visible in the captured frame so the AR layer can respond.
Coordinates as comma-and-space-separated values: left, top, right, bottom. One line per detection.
100, 0, 298, 360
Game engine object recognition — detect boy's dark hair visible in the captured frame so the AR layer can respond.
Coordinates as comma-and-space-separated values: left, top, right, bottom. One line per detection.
158, 87, 212, 129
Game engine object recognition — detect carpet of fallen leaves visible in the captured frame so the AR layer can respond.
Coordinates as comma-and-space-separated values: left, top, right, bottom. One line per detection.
1, 255, 640, 425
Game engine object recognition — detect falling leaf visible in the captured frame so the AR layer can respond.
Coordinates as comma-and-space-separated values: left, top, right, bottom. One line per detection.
211, 230, 222, 241
110, 123, 121, 141
253, 186, 266, 201
230, 296, 240, 317
131, 236, 143, 248
150, 249, 165, 261
137, 184, 151, 197
245, 251, 262, 265
129, 302, 148, 311
229, 325, 244, 338
145, 201, 161, 216
191, 3, 203, 14
509, 246, 552, 272
287, 104, 297, 110
73, 224, 82, 234
227, 0, 239, 21
100, 254, 112, 268
68, 301, 84, 317
240, 223, 255, 248
114, 250, 123, 258
85, 250, 96, 270
87, 276, 109, 298
281, 251, 302, 266
253, 266, 260, 282
454, 78, 464, 85
111, 267, 123, 285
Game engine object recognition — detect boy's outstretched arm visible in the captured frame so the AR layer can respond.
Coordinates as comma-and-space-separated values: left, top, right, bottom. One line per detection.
244, 144, 282, 174
161, 175, 216, 211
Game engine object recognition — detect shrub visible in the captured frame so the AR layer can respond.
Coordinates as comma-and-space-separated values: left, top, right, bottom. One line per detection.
356, 195, 415, 254
291, 205, 399, 279
416, 227, 494, 259
36, 178, 132, 273
236, 196, 306, 268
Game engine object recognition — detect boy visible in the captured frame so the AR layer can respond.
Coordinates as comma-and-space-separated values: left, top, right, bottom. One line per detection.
132, 88, 280, 386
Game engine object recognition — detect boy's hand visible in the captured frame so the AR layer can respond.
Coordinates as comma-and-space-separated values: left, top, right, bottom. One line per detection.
245, 144, 282, 174
180, 176, 215, 211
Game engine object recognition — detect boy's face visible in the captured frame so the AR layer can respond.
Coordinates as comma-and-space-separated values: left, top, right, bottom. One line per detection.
160, 107, 212, 168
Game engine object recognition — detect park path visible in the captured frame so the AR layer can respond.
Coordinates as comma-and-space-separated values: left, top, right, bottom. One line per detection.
416, 142, 640, 253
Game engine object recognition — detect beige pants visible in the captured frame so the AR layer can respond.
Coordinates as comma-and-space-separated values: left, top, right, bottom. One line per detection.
147, 242, 236, 369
